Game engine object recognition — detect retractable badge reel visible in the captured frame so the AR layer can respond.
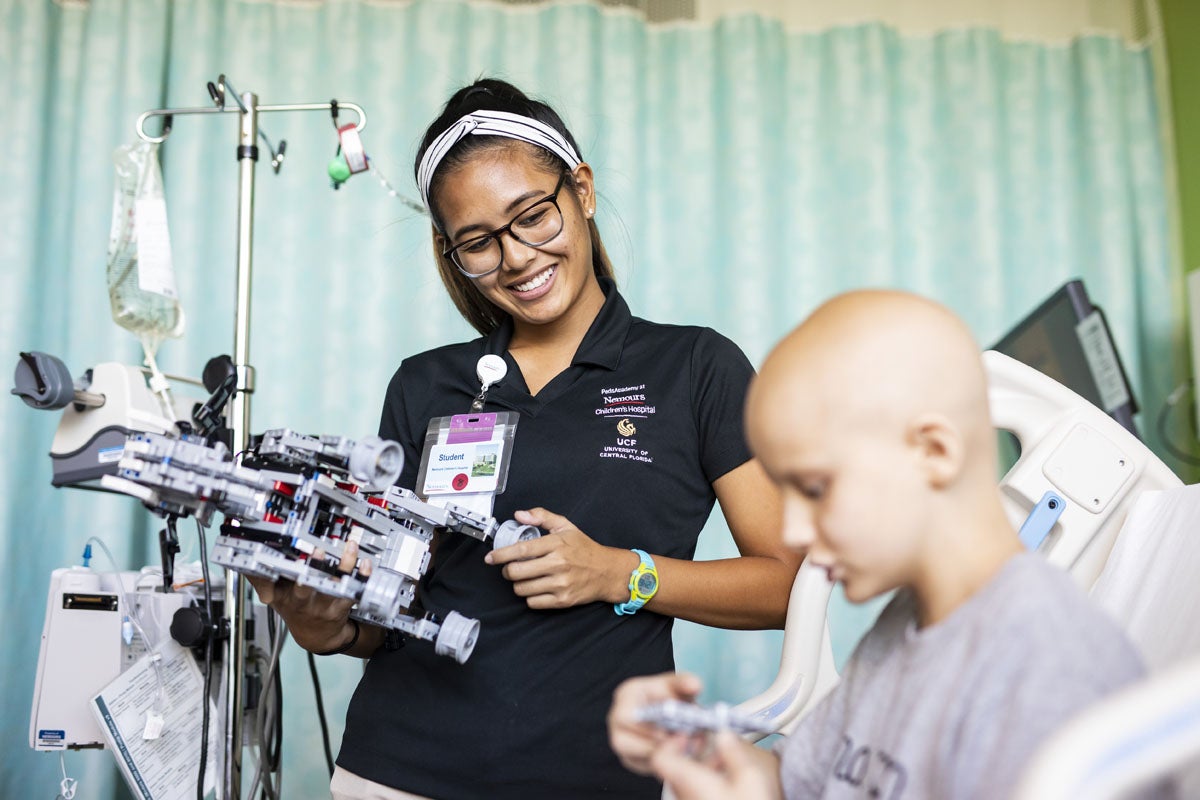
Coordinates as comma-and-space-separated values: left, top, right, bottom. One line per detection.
415, 356, 519, 517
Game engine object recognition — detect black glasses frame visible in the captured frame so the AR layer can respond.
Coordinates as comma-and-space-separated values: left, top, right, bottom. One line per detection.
443, 172, 569, 279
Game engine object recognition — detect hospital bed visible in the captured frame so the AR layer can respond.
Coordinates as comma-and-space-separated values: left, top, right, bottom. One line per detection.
1014, 652, 1200, 799
731, 350, 1198, 795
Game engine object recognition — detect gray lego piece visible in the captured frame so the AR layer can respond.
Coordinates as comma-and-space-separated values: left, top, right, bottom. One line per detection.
634, 700, 775, 737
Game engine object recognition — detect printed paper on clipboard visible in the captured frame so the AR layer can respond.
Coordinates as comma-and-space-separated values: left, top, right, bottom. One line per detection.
90, 640, 220, 800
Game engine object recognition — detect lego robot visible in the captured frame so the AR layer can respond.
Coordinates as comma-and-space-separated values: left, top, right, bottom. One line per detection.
101, 427, 540, 663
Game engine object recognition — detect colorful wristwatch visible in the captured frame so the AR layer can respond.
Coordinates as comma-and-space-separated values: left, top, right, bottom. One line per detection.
614, 549, 659, 616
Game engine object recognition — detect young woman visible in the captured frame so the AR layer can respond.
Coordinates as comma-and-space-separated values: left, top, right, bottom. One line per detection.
251, 79, 800, 800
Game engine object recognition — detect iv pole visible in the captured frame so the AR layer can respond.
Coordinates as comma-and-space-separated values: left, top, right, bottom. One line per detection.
137, 76, 366, 799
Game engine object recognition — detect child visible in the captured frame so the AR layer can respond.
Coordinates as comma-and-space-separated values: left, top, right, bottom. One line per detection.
608, 289, 1156, 800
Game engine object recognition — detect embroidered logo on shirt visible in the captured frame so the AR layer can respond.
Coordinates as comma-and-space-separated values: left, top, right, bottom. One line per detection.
597, 388, 655, 464
594, 384, 656, 418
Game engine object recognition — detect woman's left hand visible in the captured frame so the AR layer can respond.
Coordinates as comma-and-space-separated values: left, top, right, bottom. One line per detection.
485, 507, 634, 609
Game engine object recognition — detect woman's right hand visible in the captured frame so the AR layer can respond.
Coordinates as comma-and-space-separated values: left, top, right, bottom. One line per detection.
607, 672, 704, 776
244, 540, 369, 654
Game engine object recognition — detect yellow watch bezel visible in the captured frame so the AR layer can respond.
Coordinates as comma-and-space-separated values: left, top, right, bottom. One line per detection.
614, 549, 658, 615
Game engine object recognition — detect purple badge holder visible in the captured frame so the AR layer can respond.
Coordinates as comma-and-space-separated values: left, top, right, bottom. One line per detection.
415, 412, 518, 517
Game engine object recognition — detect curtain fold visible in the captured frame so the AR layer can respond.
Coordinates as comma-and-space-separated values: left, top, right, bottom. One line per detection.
2, 1, 1184, 796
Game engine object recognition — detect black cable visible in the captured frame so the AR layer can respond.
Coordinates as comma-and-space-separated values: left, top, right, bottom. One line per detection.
194, 518, 215, 800
253, 651, 279, 800
272, 643, 284, 769
249, 605, 287, 800
259, 674, 280, 800
250, 607, 286, 800
1156, 382, 1200, 467
251, 575, 279, 800
307, 651, 337, 777
265, 629, 285, 800
267, 610, 283, 773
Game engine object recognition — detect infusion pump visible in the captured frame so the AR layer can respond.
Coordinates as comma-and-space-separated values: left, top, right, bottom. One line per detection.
30, 564, 263, 751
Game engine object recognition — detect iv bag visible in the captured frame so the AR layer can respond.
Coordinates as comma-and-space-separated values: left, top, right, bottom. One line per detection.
106, 141, 185, 355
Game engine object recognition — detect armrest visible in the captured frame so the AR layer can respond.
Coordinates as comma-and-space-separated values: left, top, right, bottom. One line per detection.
733, 561, 837, 739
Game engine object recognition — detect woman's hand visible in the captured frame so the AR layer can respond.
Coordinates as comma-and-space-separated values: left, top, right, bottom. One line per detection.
608, 672, 704, 776
245, 540, 369, 654
484, 507, 635, 609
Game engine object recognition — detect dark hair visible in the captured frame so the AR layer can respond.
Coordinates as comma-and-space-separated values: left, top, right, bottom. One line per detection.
414, 78, 615, 335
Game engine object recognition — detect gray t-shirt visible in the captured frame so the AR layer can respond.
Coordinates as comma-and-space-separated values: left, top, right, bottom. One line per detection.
777, 553, 1148, 800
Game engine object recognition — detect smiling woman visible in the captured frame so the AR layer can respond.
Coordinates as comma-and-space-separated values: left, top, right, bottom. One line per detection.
417, 86, 617, 344
440, 171, 568, 278
243, 77, 802, 800
433, 155, 606, 373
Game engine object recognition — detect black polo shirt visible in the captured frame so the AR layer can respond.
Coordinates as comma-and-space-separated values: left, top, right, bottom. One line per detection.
338, 279, 755, 799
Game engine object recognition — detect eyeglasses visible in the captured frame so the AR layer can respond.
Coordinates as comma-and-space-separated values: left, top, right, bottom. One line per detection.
443, 173, 568, 279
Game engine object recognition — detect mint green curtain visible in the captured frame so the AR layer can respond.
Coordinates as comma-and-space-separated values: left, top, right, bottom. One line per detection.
2, 0, 1185, 797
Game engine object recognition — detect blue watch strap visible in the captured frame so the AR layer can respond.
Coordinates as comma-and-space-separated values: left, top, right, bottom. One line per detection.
614, 549, 657, 616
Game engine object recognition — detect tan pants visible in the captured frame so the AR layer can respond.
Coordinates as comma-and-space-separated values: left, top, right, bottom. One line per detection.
330, 766, 434, 800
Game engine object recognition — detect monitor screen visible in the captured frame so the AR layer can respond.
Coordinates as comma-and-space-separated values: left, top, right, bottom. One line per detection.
991, 279, 1140, 439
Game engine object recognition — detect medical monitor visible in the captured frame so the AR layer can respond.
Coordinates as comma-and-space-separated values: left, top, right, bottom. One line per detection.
991, 279, 1140, 439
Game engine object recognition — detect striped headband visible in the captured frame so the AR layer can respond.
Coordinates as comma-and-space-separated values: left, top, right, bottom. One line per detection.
417, 109, 582, 210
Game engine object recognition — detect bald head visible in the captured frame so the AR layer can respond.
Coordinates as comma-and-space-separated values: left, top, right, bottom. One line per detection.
748, 290, 996, 490
748, 290, 1021, 613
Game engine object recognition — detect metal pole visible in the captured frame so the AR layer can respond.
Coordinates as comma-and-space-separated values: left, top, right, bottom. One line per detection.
223, 90, 259, 800
133, 85, 369, 800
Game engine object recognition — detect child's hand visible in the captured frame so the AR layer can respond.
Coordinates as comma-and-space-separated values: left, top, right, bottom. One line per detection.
608, 672, 704, 775
652, 730, 784, 800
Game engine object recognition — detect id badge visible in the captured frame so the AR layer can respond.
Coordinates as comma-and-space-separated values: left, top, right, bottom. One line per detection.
415, 411, 518, 517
